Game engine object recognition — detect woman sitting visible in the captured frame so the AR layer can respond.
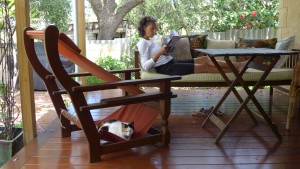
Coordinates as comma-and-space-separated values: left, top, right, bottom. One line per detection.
136, 16, 246, 76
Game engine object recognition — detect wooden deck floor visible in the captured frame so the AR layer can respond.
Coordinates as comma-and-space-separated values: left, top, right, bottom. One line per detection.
3, 88, 300, 169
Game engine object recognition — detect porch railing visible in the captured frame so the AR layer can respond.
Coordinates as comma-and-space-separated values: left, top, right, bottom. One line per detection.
204, 27, 277, 40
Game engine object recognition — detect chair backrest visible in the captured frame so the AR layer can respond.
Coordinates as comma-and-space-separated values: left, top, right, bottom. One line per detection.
23, 27, 73, 137
50, 28, 144, 94
23, 27, 52, 82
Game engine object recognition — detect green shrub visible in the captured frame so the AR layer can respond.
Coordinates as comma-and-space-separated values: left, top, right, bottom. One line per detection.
86, 55, 126, 84
120, 52, 134, 69
14, 122, 23, 128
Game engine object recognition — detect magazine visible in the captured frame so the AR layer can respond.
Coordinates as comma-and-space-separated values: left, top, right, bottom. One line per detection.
165, 30, 181, 54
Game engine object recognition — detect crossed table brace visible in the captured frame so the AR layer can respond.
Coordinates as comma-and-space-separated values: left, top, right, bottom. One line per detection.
196, 48, 299, 143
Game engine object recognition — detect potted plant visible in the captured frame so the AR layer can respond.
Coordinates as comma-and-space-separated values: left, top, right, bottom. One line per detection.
0, 0, 23, 166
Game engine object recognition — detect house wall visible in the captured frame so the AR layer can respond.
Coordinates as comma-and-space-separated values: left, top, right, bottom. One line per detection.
278, 0, 300, 49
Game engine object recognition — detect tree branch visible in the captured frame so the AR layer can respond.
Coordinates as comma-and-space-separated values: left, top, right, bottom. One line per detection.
116, 0, 144, 19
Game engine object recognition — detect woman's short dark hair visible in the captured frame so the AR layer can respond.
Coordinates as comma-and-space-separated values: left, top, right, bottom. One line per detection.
137, 16, 157, 37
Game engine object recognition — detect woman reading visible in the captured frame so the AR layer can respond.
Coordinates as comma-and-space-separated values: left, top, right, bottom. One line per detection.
136, 16, 246, 76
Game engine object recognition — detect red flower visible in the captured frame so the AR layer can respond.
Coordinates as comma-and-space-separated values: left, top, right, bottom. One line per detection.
251, 11, 257, 17
240, 14, 245, 19
245, 22, 251, 28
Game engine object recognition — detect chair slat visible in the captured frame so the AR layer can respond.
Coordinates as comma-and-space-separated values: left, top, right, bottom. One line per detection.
80, 92, 173, 111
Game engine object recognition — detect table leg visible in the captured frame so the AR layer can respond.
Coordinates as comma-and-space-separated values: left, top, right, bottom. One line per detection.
224, 55, 282, 141
202, 57, 257, 128
203, 55, 282, 143
208, 56, 257, 143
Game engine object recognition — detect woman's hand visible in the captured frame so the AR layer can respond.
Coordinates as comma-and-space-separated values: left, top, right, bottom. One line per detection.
152, 46, 170, 62
159, 46, 170, 55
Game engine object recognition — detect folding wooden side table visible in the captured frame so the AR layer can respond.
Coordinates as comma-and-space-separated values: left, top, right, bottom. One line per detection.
196, 48, 299, 143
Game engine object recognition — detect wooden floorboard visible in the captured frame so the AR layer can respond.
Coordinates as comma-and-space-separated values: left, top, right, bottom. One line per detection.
3, 88, 300, 169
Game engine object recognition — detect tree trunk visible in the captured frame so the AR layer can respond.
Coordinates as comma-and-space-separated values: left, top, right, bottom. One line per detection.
97, 16, 123, 40
88, 0, 144, 40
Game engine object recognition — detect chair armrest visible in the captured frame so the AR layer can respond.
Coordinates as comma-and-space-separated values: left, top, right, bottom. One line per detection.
72, 76, 182, 92
46, 68, 141, 79
46, 72, 91, 79
108, 68, 140, 74
68, 72, 92, 77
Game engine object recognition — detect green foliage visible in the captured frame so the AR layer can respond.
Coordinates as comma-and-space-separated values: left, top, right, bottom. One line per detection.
98, 55, 126, 71
121, 52, 134, 69
125, 0, 279, 34
0, 0, 14, 21
29, 0, 72, 32
129, 32, 140, 51
63, 97, 72, 110
13, 121, 22, 128
0, 1, 19, 141
0, 83, 19, 140
125, 0, 188, 34
1, 0, 71, 32
0, 83, 5, 96
86, 75, 101, 84
86, 56, 126, 84
127, 32, 140, 62
0, 0, 15, 35
205, 0, 279, 32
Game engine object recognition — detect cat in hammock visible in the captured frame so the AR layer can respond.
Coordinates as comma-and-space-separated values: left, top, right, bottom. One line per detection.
97, 119, 135, 141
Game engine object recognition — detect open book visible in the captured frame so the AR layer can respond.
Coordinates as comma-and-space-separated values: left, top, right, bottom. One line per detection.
166, 30, 181, 54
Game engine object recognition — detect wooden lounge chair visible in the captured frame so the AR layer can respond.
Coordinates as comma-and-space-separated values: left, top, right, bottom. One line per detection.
287, 60, 300, 129
23, 25, 181, 163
